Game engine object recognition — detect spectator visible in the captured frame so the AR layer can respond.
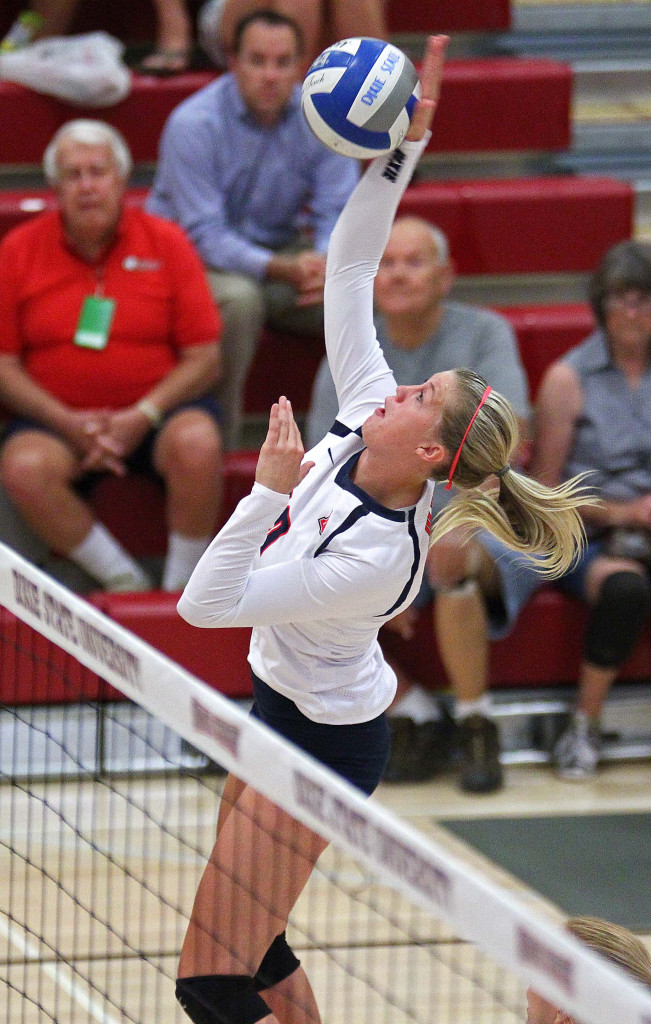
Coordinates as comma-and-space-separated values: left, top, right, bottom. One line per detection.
147, 9, 360, 448
134, 0, 194, 75
530, 239, 651, 780
0, 119, 223, 593
526, 915, 651, 1023
306, 214, 531, 793
198, 0, 388, 72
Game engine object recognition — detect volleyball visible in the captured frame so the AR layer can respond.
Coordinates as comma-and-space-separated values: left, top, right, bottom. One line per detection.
301, 37, 420, 160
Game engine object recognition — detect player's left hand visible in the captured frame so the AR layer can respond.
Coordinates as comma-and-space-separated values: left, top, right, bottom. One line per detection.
405, 34, 449, 142
256, 396, 314, 494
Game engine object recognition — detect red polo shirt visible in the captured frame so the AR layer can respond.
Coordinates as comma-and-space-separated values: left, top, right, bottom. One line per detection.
0, 207, 221, 409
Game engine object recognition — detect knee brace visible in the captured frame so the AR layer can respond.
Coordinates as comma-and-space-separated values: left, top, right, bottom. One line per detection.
584, 571, 651, 668
176, 975, 270, 1024
253, 931, 301, 991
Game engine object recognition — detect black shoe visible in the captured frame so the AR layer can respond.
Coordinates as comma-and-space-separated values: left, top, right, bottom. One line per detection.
383, 713, 454, 783
456, 714, 503, 794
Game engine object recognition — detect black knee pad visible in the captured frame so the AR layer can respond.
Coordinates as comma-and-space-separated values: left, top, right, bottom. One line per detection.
584, 571, 651, 668
176, 975, 270, 1024
253, 931, 301, 991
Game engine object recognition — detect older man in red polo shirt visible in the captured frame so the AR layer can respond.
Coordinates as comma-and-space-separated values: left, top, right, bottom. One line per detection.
0, 119, 223, 592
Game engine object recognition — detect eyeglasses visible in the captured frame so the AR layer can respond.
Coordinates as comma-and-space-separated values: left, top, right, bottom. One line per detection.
604, 292, 651, 313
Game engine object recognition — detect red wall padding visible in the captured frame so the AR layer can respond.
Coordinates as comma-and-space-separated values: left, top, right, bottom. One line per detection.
387, 0, 510, 33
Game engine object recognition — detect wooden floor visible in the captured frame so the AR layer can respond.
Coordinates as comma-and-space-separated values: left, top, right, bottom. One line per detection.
2, 757, 649, 1024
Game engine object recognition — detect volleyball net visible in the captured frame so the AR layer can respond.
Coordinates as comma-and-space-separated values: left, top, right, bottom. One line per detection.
1, 541, 649, 1024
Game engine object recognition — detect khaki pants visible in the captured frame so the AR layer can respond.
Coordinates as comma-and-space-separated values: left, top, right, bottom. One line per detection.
207, 264, 324, 450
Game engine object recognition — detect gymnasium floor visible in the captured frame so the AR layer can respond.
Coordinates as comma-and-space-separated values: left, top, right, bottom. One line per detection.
377, 758, 651, 951
2, 746, 649, 1024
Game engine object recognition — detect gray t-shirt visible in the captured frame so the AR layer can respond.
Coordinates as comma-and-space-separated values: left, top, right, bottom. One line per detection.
306, 301, 530, 512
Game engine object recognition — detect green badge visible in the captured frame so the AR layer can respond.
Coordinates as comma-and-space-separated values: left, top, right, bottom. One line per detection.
74, 296, 116, 350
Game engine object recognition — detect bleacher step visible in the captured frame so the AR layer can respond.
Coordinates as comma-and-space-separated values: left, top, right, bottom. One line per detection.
510, 0, 651, 44
493, 684, 651, 765
1, 177, 632, 278
0, 58, 572, 168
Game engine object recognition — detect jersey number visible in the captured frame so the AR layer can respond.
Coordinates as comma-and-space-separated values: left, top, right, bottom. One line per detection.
260, 506, 291, 555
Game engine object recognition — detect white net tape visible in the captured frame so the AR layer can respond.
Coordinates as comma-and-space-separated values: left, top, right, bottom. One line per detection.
1, 542, 650, 1024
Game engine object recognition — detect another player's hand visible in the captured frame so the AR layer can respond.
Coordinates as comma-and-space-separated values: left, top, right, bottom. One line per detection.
256, 396, 314, 494
405, 34, 449, 142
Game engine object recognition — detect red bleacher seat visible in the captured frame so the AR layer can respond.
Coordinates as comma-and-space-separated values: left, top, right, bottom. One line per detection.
0, 76, 215, 166
243, 330, 324, 415
380, 591, 650, 690
388, 0, 510, 33
399, 177, 634, 275
87, 572, 650, 700
432, 59, 571, 153
89, 591, 254, 698
0, 57, 569, 166
502, 303, 595, 396
1, 178, 629, 282
89, 450, 259, 559
0, 606, 110, 705
459, 177, 633, 274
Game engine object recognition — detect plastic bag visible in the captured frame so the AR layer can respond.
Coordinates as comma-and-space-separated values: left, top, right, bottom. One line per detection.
0, 32, 131, 107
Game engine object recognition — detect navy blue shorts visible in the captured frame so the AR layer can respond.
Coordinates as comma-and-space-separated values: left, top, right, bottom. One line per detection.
250, 672, 390, 796
2, 395, 221, 492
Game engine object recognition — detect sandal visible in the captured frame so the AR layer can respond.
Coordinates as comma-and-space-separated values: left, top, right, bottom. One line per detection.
134, 47, 192, 76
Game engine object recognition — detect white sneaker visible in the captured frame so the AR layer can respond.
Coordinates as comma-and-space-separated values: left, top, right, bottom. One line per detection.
105, 571, 153, 593
553, 713, 601, 780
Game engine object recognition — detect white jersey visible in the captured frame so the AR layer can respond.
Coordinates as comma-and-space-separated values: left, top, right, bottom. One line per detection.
178, 136, 436, 725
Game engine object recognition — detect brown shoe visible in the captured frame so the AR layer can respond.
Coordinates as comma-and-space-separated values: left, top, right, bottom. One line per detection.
457, 714, 503, 794
383, 714, 454, 783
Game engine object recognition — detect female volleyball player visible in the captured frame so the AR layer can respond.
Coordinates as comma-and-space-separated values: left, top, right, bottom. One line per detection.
175, 35, 590, 1024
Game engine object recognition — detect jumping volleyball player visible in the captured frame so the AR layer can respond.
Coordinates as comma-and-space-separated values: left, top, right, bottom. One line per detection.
176, 36, 590, 1024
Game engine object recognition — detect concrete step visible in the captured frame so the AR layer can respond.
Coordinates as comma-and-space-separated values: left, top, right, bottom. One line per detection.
3, 685, 648, 780
493, 683, 651, 765
449, 271, 591, 309
510, 0, 651, 48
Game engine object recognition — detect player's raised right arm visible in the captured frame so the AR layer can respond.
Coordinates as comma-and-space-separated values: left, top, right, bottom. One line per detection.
324, 35, 448, 423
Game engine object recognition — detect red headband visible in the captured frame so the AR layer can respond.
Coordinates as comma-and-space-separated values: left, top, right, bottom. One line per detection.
444, 385, 492, 490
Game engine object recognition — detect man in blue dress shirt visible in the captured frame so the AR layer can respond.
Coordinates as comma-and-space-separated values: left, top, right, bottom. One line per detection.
148, 10, 360, 447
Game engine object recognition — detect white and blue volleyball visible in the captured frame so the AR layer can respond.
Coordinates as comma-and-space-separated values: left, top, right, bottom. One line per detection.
301, 37, 420, 160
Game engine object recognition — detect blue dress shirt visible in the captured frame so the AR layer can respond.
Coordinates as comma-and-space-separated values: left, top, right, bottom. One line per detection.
147, 74, 360, 280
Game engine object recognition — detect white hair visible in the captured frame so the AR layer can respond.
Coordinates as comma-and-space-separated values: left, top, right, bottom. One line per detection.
392, 215, 450, 264
43, 120, 132, 184
425, 222, 450, 264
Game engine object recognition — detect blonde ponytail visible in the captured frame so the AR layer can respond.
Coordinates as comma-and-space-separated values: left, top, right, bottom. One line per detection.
430, 369, 595, 578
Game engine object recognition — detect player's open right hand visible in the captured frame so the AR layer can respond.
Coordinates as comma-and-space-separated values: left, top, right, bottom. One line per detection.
256, 396, 314, 495
405, 34, 449, 142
